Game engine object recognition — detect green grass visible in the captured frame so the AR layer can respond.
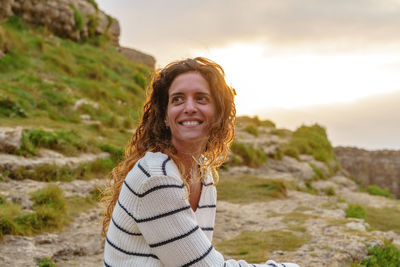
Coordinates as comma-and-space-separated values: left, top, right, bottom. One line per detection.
0, 185, 98, 238
38, 257, 57, 267
217, 174, 288, 204
230, 142, 267, 168
361, 185, 394, 199
18, 128, 93, 156
215, 230, 309, 263
237, 115, 276, 128
345, 204, 366, 219
0, 17, 149, 153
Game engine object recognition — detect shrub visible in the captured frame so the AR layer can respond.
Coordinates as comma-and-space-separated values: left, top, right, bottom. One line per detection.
359, 241, 400, 266
346, 204, 366, 219
243, 125, 259, 136
285, 124, 337, 173
230, 142, 267, 168
361, 185, 394, 199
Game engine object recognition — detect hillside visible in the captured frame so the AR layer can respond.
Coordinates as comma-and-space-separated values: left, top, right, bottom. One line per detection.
1, 12, 400, 267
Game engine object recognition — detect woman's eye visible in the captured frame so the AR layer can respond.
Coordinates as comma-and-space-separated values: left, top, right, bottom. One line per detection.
171, 96, 183, 103
197, 96, 209, 103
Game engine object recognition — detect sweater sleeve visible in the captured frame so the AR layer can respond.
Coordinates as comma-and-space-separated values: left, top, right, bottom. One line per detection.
135, 175, 267, 267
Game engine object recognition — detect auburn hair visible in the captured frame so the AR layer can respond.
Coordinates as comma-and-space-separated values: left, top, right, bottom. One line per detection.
101, 57, 236, 236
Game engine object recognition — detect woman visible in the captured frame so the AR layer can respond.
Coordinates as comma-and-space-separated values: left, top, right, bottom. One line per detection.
102, 57, 299, 267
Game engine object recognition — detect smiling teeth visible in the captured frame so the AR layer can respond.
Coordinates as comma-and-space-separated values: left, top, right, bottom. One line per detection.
182, 121, 200, 126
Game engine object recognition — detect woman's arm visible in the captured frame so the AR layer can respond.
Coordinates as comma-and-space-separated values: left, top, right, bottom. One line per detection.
135, 175, 267, 267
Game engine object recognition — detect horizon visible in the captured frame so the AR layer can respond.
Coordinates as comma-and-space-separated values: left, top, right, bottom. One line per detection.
97, 0, 400, 150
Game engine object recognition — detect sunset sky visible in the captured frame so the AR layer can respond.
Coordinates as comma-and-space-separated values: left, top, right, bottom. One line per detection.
97, 0, 400, 150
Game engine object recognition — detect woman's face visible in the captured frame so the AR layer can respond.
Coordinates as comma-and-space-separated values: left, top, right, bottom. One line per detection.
165, 71, 216, 151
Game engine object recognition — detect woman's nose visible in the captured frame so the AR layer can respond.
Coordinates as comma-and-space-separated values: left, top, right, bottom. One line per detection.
183, 99, 196, 114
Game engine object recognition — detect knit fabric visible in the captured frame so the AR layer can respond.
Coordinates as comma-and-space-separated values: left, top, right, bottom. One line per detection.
103, 152, 268, 267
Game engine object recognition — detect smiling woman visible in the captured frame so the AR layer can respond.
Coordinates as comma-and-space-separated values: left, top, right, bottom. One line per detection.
101, 57, 299, 267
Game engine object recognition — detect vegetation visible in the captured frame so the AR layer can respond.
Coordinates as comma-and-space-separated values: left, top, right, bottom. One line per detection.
0, 185, 97, 238
215, 230, 310, 263
0, 16, 150, 152
217, 174, 288, 204
364, 206, 400, 233
281, 124, 339, 174
7, 158, 114, 182
18, 128, 93, 156
236, 115, 276, 128
345, 204, 366, 219
355, 241, 400, 266
38, 257, 57, 267
230, 142, 267, 168
361, 185, 394, 199
310, 163, 327, 180
243, 124, 259, 136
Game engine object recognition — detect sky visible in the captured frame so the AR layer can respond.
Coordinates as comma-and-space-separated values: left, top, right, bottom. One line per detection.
97, 0, 400, 150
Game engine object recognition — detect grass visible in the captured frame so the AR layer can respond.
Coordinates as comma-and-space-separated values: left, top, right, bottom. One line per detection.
243, 124, 259, 136
230, 142, 267, 168
0, 16, 149, 153
361, 185, 394, 199
364, 206, 400, 233
38, 257, 57, 267
281, 124, 339, 174
310, 163, 327, 180
236, 115, 276, 128
345, 204, 366, 219
7, 157, 114, 181
217, 174, 288, 204
17, 128, 93, 156
281, 211, 318, 224
0, 185, 98, 238
215, 230, 310, 263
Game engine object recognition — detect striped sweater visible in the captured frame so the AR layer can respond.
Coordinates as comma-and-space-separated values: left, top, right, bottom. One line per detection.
103, 152, 270, 267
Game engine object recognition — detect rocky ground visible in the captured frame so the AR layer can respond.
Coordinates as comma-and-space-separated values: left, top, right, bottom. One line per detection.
0, 127, 400, 266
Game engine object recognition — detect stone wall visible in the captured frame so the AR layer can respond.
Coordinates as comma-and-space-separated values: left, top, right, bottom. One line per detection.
335, 146, 400, 198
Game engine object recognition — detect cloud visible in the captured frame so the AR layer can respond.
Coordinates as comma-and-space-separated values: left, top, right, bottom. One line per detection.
261, 90, 400, 150
99, 0, 400, 52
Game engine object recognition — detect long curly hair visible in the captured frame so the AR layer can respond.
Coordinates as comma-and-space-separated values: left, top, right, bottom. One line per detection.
101, 57, 236, 236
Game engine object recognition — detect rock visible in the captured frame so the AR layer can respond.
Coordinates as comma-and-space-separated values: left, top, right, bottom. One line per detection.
346, 222, 366, 232
118, 46, 156, 69
335, 146, 400, 198
72, 98, 99, 111
267, 156, 314, 180
0, 127, 23, 153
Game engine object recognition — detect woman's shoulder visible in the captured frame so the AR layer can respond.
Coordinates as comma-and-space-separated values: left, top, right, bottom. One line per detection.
125, 151, 181, 186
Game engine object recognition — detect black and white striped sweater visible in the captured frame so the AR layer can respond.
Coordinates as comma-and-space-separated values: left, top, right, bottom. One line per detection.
103, 152, 270, 267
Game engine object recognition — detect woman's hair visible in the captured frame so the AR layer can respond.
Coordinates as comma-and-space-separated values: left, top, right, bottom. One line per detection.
101, 57, 236, 236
